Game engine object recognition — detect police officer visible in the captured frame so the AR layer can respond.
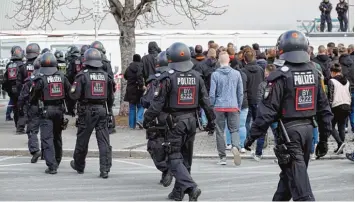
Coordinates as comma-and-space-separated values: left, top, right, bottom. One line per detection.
66, 46, 82, 84
90, 41, 116, 134
143, 42, 215, 201
79, 45, 89, 68
2, 46, 25, 131
18, 56, 42, 163
143, 51, 173, 187
319, 0, 333, 32
30, 53, 73, 174
244, 30, 333, 201
54, 50, 67, 75
69, 48, 115, 179
336, 0, 349, 32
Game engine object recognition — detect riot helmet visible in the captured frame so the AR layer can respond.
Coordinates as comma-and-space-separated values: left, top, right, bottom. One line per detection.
67, 45, 80, 57
11, 46, 24, 60
39, 53, 58, 75
90, 41, 106, 54
41, 48, 50, 54
25, 43, 40, 59
83, 48, 103, 68
80, 45, 89, 56
276, 30, 309, 64
167, 42, 193, 71
33, 56, 41, 70
54, 50, 65, 63
189, 46, 196, 58
156, 51, 168, 67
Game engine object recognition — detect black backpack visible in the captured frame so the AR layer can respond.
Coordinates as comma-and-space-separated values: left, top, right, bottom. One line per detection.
140, 73, 168, 109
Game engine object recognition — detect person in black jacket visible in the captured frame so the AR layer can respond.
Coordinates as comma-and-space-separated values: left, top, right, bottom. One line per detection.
124, 54, 145, 129
319, 0, 333, 32
348, 44, 354, 61
191, 45, 205, 65
142, 41, 161, 84
313, 45, 332, 84
242, 49, 264, 137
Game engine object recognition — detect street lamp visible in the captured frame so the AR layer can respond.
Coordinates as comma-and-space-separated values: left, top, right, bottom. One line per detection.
93, 0, 103, 39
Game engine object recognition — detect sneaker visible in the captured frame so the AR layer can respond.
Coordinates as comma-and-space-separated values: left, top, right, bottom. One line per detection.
251, 152, 262, 162
217, 157, 227, 165
346, 152, 354, 161
231, 147, 241, 166
6, 117, 13, 121
240, 148, 246, 153
188, 187, 201, 201
136, 122, 143, 129
31, 151, 41, 163
334, 143, 346, 155
225, 145, 232, 150
310, 153, 316, 161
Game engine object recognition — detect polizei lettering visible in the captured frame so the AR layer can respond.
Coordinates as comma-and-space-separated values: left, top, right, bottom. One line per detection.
47, 75, 62, 83
293, 72, 315, 86
90, 73, 105, 81
177, 77, 196, 85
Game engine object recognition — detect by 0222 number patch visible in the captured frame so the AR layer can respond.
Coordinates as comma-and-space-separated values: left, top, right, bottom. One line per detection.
295, 86, 315, 111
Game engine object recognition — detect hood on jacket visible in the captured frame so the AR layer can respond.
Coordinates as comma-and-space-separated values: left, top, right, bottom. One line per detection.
339, 54, 353, 67
205, 58, 217, 67
245, 61, 261, 73
316, 54, 330, 62
333, 75, 348, 85
148, 42, 160, 54
256, 59, 267, 69
216, 66, 233, 75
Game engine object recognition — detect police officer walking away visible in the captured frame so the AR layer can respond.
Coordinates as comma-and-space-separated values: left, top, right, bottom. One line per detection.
55, 50, 67, 75
143, 42, 216, 201
69, 48, 115, 179
319, 0, 333, 32
2, 46, 25, 132
66, 46, 82, 84
18, 57, 42, 163
336, 0, 349, 32
142, 51, 173, 187
30, 53, 73, 174
244, 30, 333, 201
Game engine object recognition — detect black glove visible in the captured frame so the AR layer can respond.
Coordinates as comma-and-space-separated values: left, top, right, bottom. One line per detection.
244, 136, 254, 151
316, 141, 328, 159
143, 119, 151, 129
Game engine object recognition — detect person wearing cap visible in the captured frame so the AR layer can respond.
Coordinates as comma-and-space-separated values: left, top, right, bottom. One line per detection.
244, 30, 333, 201
69, 48, 115, 179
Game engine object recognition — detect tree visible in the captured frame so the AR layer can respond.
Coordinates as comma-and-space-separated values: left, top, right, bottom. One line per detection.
7, 0, 226, 115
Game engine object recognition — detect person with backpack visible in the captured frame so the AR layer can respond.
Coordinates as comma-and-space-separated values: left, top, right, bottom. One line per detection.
141, 51, 173, 188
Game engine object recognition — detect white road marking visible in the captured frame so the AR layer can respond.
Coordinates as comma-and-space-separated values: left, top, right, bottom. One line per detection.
113, 159, 156, 169
0, 156, 20, 162
0, 163, 31, 167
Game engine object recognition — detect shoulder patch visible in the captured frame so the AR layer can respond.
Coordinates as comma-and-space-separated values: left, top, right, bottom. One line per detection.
168, 70, 174, 74
280, 66, 289, 72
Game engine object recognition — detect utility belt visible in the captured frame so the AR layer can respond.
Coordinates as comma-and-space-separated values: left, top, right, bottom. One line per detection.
43, 100, 64, 106
79, 99, 106, 106
146, 125, 168, 139
282, 119, 314, 129
169, 111, 195, 124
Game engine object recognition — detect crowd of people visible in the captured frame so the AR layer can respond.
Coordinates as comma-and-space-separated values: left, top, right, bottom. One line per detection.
125, 38, 355, 165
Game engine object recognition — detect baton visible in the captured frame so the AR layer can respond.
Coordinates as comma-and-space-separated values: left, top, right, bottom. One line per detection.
279, 120, 291, 143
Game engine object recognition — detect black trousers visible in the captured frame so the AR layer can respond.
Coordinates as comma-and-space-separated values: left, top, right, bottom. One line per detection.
27, 105, 40, 154
9, 95, 19, 128
167, 114, 197, 195
331, 105, 350, 145
40, 106, 63, 170
320, 14, 332, 32
338, 12, 348, 32
73, 104, 112, 173
272, 123, 315, 201
17, 104, 28, 132
147, 136, 168, 173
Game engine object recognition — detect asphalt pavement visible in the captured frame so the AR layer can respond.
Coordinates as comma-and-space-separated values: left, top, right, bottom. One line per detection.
0, 156, 353, 201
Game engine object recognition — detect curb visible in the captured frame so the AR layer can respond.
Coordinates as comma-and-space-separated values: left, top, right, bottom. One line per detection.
0, 148, 347, 160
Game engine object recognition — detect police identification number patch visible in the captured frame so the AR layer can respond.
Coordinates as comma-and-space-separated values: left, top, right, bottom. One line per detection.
295, 86, 315, 111
49, 83, 64, 97
177, 76, 196, 105
91, 81, 105, 96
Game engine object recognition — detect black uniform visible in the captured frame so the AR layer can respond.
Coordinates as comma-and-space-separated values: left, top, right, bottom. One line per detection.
18, 57, 42, 163
2, 46, 25, 130
143, 51, 172, 187
66, 46, 82, 84
69, 48, 115, 179
144, 42, 215, 201
30, 53, 73, 174
319, 0, 333, 32
336, 0, 349, 32
244, 31, 333, 201
55, 50, 68, 75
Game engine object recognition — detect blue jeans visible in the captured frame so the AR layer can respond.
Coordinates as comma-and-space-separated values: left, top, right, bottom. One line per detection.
200, 109, 208, 126
246, 104, 258, 137
226, 108, 248, 148
255, 122, 278, 156
129, 103, 144, 129
6, 98, 13, 119
311, 127, 319, 154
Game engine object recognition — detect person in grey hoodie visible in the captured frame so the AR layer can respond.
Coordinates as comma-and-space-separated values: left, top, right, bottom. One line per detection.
210, 51, 244, 166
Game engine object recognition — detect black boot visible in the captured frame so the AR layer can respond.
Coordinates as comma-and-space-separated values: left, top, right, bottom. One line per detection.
70, 160, 84, 174
168, 188, 183, 201
161, 170, 173, 187
188, 187, 201, 201
45, 168, 57, 174
100, 172, 108, 179
31, 151, 41, 163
